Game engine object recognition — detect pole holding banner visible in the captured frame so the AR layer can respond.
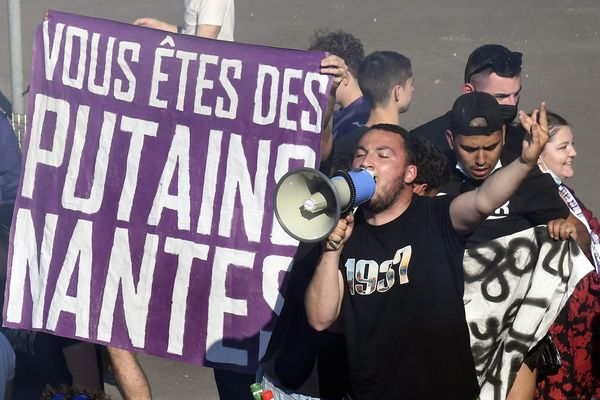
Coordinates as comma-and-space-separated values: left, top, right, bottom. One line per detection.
7, 0, 26, 144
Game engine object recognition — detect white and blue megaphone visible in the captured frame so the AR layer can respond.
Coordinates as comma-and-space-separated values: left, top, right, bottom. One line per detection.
274, 168, 376, 242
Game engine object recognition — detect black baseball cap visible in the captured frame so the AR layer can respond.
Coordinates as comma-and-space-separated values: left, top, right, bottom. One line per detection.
451, 92, 504, 136
464, 44, 522, 83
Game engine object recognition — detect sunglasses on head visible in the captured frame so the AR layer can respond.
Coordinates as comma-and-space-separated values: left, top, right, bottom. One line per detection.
467, 51, 523, 82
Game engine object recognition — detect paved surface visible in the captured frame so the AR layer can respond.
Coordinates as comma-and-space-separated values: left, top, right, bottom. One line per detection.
1, 1, 600, 398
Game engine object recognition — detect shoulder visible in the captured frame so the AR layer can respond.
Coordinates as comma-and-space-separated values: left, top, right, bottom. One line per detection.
333, 126, 369, 155
187, 0, 230, 11
0, 112, 9, 128
523, 165, 556, 189
410, 111, 453, 152
410, 111, 451, 138
412, 194, 456, 220
0, 113, 17, 142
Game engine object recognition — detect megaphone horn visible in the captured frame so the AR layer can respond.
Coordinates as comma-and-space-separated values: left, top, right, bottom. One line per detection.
274, 168, 376, 242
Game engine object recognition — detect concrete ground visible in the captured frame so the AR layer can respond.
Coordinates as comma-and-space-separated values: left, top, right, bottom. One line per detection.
2, 1, 600, 398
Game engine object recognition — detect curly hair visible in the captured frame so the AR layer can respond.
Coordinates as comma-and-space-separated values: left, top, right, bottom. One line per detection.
407, 135, 449, 192
41, 384, 112, 400
308, 29, 365, 77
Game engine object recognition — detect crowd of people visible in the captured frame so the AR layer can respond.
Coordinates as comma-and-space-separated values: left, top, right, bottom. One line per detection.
0, 0, 598, 399
259, 32, 600, 400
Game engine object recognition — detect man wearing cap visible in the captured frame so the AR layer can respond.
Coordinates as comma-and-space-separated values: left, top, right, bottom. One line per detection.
305, 93, 555, 399
441, 92, 585, 398
411, 44, 525, 161
442, 92, 588, 250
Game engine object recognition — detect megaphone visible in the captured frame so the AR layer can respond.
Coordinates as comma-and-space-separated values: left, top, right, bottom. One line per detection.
274, 168, 376, 242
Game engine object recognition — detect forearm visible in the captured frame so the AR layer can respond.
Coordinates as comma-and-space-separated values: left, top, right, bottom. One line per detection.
477, 157, 533, 214
567, 213, 591, 250
63, 343, 102, 389
195, 24, 221, 39
452, 158, 534, 233
305, 249, 344, 331
107, 346, 151, 400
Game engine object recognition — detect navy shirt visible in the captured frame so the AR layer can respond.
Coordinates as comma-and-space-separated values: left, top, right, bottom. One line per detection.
332, 96, 370, 140
0, 113, 22, 205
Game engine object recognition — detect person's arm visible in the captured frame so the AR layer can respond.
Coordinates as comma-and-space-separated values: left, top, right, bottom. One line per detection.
106, 346, 151, 400
0, 116, 22, 205
450, 103, 549, 234
305, 214, 353, 331
546, 217, 578, 241
318, 55, 347, 162
565, 213, 591, 249
5, 379, 12, 400
63, 342, 102, 389
195, 24, 221, 38
133, 18, 178, 33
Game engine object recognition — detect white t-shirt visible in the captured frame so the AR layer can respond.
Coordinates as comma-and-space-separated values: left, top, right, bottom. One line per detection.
182, 0, 235, 41
0, 333, 15, 400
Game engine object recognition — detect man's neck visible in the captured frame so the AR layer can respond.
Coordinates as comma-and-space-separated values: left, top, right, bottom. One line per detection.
362, 190, 413, 226
337, 86, 363, 109
365, 107, 400, 126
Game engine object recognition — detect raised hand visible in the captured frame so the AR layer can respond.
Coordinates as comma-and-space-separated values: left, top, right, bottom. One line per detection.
319, 54, 348, 92
518, 101, 549, 166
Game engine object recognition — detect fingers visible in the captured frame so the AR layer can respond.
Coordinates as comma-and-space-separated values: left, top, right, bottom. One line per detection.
320, 55, 348, 89
547, 219, 577, 241
519, 102, 549, 165
530, 104, 548, 142
324, 213, 354, 251
539, 101, 548, 132
518, 110, 533, 134
133, 18, 157, 27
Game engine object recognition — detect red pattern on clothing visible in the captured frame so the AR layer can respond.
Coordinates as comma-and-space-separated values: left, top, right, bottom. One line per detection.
535, 273, 600, 399
535, 189, 600, 399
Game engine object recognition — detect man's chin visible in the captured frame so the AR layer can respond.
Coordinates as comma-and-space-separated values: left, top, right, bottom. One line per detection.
469, 169, 491, 180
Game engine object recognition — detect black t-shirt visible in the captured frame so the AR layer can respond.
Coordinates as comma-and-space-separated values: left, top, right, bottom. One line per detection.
411, 112, 526, 160
260, 243, 348, 399
339, 195, 480, 400
440, 152, 570, 247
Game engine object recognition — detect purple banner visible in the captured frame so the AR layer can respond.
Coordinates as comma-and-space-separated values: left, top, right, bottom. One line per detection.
3, 10, 330, 372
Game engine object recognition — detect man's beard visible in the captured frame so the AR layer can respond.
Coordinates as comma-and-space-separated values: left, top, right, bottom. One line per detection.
362, 173, 405, 213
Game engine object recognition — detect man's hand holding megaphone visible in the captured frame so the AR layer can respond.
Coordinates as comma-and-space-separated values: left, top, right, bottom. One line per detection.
324, 213, 354, 251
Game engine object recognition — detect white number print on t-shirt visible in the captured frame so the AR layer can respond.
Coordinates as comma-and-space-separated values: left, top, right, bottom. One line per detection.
344, 246, 412, 295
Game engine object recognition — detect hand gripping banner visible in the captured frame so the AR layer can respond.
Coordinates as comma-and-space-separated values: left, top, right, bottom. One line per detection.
464, 226, 594, 399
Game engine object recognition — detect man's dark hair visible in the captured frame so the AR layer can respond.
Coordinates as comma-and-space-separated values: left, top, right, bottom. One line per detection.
464, 44, 522, 84
358, 51, 412, 107
407, 135, 449, 191
367, 123, 415, 164
308, 29, 365, 77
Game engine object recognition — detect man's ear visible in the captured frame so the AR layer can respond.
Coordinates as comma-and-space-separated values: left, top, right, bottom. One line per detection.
392, 84, 400, 102
340, 70, 351, 87
413, 183, 428, 196
463, 83, 475, 94
405, 165, 418, 185
446, 130, 455, 149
